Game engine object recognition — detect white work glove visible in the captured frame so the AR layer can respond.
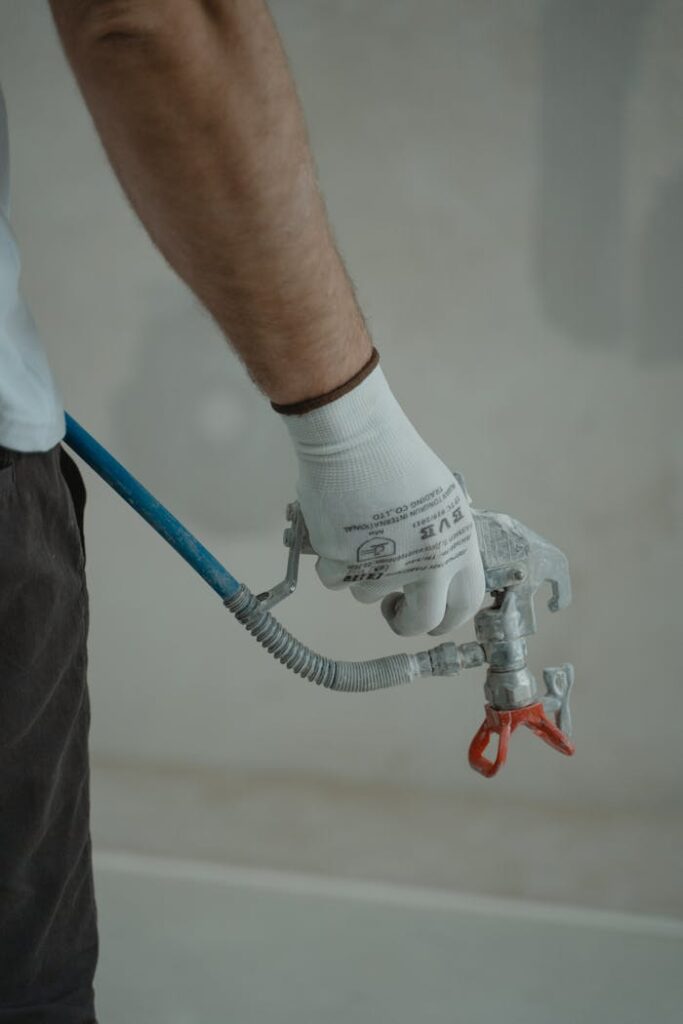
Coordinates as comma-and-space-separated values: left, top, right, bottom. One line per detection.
277, 354, 485, 636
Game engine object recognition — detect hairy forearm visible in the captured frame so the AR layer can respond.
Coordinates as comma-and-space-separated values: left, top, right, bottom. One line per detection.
49, 0, 372, 403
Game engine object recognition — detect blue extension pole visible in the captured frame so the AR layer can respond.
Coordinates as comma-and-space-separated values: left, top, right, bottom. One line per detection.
64, 413, 242, 602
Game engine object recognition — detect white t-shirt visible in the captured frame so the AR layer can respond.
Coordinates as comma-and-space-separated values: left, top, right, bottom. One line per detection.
0, 87, 64, 451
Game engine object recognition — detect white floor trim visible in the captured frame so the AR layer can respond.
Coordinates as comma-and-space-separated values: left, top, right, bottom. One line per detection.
94, 848, 683, 938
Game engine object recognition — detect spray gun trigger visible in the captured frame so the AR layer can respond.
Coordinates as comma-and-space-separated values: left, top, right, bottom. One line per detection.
256, 502, 313, 611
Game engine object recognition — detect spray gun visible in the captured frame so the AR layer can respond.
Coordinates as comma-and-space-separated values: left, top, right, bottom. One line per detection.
255, 473, 575, 778
64, 414, 574, 779
462, 503, 575, 777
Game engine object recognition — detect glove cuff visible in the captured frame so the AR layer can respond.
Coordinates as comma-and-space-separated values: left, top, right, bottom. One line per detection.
277, 354, 428, 493
270, 347, 379, 416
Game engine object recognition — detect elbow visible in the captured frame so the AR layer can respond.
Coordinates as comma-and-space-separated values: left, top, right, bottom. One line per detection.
53, 1, 179, 52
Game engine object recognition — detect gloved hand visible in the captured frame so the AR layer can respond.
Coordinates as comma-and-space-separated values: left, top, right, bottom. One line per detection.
277, 353, 485, 636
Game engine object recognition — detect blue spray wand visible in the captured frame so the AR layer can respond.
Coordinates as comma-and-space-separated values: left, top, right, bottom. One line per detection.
64, 413, 240, 601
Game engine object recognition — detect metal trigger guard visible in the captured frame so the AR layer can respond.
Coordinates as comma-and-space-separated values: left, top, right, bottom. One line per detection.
258, 477, 575, 777
255, 502, 314, 611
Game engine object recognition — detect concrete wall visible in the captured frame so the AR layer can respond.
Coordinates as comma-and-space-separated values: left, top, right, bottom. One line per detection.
1, 1, 681, 908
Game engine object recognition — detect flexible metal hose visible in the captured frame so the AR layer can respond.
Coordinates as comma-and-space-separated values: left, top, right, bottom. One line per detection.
225, 583, 483, 692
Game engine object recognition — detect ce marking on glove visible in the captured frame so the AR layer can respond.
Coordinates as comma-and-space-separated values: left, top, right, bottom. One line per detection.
417, 506, 464, 541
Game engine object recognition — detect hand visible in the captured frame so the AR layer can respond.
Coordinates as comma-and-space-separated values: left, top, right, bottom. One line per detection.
279, 361, 485, 636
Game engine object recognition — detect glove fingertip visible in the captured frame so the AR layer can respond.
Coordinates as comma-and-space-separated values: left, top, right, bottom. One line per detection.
380, 592, 407, 635
428, 557, 487, 636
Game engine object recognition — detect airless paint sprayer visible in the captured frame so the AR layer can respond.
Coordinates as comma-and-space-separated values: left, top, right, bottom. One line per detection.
64, 413, 575, 778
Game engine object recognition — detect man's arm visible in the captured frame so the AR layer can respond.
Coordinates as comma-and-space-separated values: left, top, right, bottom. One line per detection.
50, 0, 485, 636
49, 0, 371, 404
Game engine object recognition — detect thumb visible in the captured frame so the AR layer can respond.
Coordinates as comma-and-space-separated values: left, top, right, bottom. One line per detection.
380, 576, 451, 637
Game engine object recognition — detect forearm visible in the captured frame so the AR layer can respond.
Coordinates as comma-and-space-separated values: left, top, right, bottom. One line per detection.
49, 0, 372, 403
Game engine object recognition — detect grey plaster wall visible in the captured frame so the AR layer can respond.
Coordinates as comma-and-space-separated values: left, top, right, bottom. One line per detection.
1, 1, 681, 829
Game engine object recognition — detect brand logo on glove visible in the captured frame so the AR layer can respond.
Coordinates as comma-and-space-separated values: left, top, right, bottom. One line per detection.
356, 537, 397, 562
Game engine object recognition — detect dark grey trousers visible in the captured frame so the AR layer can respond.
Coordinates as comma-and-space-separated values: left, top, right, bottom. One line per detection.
0, 445, 97, 1022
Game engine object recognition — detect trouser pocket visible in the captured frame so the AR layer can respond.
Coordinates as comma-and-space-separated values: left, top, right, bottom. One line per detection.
59, 445, 87, 563
0, 445, 16, 496
0, 445, 15, 469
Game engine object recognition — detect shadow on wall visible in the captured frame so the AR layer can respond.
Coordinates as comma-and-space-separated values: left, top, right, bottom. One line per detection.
637, 170, 683, 362
112, 286, 295, 537
536, 0, 682, 361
